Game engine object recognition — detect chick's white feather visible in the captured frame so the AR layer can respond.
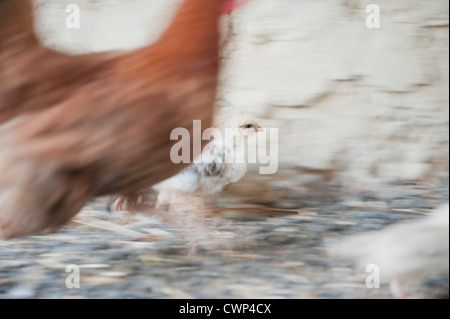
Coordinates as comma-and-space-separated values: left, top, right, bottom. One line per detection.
154, 114, 262, 205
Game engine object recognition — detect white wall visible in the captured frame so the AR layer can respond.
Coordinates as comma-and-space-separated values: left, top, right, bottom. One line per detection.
34, 0, 449, 189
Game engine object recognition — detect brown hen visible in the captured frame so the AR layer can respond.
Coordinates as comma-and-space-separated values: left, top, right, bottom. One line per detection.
0, 0, 236, 238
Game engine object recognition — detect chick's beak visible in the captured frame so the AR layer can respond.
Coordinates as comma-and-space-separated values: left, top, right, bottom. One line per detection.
255, 125, 263, 132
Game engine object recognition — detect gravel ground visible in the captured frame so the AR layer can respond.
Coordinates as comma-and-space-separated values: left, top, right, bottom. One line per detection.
0, 181, 448, 299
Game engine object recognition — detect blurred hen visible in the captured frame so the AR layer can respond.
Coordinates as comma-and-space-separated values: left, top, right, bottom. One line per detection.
331, 204, 449, 298
0, 0, 237, 238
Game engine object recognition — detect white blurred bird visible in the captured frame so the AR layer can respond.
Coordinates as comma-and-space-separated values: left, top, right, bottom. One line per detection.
114, 114, 263, 211
155, 114, 263, 209
331, 204, 449, 298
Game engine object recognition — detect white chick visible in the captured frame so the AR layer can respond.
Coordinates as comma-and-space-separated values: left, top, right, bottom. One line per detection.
331, 204, 449, 298
114, 114, 262, 211
154, 114, 262, 209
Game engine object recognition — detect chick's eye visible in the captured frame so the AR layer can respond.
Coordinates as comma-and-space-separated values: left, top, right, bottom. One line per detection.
245, 124, 253, 128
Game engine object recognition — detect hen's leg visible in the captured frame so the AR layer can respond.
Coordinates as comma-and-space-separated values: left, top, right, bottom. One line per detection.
390, 279, 405, 299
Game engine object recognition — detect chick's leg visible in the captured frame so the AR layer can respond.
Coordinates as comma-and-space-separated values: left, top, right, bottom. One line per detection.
390, 279, 406, 299
155, 198, 161, 209
113, 196, 126, 211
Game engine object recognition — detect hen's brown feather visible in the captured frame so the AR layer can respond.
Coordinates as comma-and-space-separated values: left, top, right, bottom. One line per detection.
0, 0, 228, 238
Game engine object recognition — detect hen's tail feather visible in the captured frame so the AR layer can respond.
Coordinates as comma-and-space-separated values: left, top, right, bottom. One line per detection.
0, 1, 106, 123
0, 0, 37, 46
